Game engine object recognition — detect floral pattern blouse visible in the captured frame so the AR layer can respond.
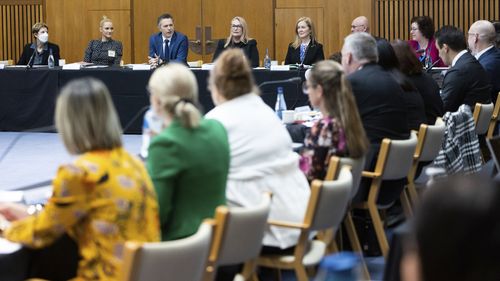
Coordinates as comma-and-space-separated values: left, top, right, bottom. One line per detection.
300, 117, 348, 180
4, 147, 160, 281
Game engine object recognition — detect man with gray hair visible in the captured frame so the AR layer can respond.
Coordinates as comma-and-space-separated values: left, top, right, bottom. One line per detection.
468, 20, 500, 102
341, 32, 409, 204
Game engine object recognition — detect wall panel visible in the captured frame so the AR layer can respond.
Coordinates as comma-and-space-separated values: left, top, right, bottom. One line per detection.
0, 0, 43, 61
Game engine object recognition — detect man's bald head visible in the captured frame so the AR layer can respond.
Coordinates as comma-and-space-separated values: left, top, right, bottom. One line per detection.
351, 16, 370, 33
468, 20, 496, 55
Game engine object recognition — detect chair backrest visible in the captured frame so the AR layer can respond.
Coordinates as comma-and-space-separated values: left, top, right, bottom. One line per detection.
415, 118, 446, 162
473, 102, 494, 135
307, 167, 352, 231
377, 132, 418, 180
327, 156, 365, 200
487, 92, 500, 138
210, 193, 271, 266
119, 222, 213, 281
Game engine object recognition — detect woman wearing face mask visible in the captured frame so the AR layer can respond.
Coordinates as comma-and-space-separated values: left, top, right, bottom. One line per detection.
84, 16, 123, 66
285, 17, 324, 66
212, 16, 259, 67
18, 22, 60, 66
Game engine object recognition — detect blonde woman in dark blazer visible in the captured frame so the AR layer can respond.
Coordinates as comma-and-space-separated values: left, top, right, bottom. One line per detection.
285, 17, 324, 65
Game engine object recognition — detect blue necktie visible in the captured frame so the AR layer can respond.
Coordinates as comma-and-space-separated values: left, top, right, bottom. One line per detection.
163, 39, 170, 62
300, 44, 306, 64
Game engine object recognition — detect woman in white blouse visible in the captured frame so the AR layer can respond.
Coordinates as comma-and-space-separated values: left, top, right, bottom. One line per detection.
206, 49, 310, 252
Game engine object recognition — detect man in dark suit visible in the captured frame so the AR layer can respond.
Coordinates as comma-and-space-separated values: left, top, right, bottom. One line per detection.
435, 25, 491, 112
341, 32, 409, 204
148, 13, 188, 67
468, 20, 500, 103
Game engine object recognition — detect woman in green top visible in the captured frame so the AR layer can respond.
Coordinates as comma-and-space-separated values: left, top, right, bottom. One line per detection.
146, 64, 230, 241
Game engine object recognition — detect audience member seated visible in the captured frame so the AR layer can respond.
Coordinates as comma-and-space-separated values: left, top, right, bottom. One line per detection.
377, 39, 426, 131
206, 49, 310, 252
468, 20, 500, 103
148, 13, 188, 67
83, 16, 123, 66
212, 16, 259, 68
401, 175, 500, 281
0, 78, 160, 280
146, 64, 230, 241
350, 15, 382, 41
328, 51, 342, 63
300, 60, 369, 181
18, 22, 60, 66
493, 21, 500, 48
392, 39, 444, 124
408, 16, 446, 67
341, 32, 409, 204
285, 17, 325, 65
435, 25, 491, 112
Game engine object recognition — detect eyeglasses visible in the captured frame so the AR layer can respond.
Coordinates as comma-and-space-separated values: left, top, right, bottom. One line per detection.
351, 24, 364, 29
467, 32, 480, 37
410, 27, 419, 31
231, 24, 243, 29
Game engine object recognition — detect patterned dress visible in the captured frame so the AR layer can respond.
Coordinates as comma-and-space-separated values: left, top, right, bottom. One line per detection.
4, 147, 160, 281
300, 117, 348, 180
84, 39, 123, 65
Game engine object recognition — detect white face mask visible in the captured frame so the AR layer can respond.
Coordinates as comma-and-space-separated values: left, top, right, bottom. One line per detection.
38, 33, 49, 43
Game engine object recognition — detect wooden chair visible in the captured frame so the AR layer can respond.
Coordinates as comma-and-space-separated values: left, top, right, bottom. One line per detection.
352, 132, 418, 259
473, 102, 494, 135
487, 92, 500, 139
203, 193, 271, 281
119, 221, 213, 281
256, 167, 353, 281
323, 155, 371, 280
405, 118, 446, 209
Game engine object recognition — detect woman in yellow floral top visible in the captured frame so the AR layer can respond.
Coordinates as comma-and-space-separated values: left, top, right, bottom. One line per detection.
0, 78, 160, 280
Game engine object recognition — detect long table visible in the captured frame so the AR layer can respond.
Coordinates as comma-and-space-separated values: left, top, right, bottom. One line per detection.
0, 67, 308, 133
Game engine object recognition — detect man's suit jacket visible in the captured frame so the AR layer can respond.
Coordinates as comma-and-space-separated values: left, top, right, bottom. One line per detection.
348, 63, 410, 205
441, 51, 491, 112
284, 40, 324, 65
478, 47, 500, 103
347, 63, 409, 144
148, 31, 188, 64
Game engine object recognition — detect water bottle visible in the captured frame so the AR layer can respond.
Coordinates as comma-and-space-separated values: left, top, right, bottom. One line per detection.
140, 109, 163, 158
275, 87, 287, 119
424, 53, 432, 70
264, 48, 271, 70
48, 49, 55, 69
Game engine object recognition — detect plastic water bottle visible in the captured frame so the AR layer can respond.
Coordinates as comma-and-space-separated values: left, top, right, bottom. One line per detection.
140, 109, 163, 158
264, 48, 271, 69
48, 49, 55, 69
275, 87, 287, 119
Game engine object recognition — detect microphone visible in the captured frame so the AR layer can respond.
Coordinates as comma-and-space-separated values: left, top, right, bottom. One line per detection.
26, 49, 36, 69
122, 105, 151, 133
426, 58, 442, 73
258, 77, 302, 89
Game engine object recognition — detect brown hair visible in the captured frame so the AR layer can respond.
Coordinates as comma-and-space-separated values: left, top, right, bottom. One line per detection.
210, 48, 256, 100
308, 60, 369, 158
391, 39, 423, 75
292, 17, 318, 49
32, 22, 48, 35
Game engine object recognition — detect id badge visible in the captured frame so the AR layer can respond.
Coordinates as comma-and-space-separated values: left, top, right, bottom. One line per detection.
108, 50, 116, 57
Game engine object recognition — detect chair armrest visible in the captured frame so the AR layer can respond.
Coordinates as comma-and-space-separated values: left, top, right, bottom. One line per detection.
268, 219, 309, 229
361, 171, 381, 178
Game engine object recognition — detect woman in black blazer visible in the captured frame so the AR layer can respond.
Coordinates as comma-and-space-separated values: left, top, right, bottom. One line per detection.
18, 22, 60, 66
212, 16, 260, 67
285, 17, 324, 66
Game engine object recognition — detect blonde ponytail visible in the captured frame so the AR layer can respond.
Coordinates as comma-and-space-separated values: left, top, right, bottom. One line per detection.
172, 99, 201, 129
